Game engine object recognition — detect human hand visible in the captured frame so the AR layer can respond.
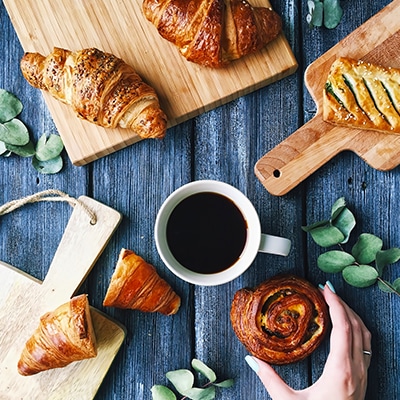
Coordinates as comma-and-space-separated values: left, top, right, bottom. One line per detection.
245, 281, 372, 400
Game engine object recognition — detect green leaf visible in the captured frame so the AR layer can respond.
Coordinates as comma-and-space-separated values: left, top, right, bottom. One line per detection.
0, 89, 23, 122
375, 248, 400, 275
317, 250, 355, 273
182, 386, 216, 400
332, 207, 356, 244
151, 385, 177, 400
330, 197, 347, 221
32, 154, 63, 174
351, 233, 383, 264
342, 265, 379, 288
35, 133, 64, 161
5, 140, 36, 157
377, 279, 395, 293
393, 278, 400, 292
0, 119, 29, 146
323, 0, 344, 29
308, 0, 323, 27
166, 369, 194, 395
0, 140, 7, 155
214, 379, 234, 388
301, 219, 329, 233
310, 225, 345, 247
191, 359, 216, 383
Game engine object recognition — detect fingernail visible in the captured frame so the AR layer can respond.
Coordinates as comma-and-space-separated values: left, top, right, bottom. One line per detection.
326, 280, 336, 293
318, 283, 325, 290
245, 355, 259, 373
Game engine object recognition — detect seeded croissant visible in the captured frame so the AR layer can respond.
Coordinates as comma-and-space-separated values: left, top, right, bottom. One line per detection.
18, 294, 97, 376
142, 0, 282, 68
103, 248, 181, 315
20, 47, 167, 139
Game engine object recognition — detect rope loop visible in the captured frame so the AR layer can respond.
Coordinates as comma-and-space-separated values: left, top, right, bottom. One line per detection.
0, 189, 97, 224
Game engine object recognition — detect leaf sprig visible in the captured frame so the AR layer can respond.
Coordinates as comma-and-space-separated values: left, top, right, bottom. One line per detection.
302, 197, 400, 297
151, 359, 234, 400
0, 89, 64, 174
307, 0, 343, 29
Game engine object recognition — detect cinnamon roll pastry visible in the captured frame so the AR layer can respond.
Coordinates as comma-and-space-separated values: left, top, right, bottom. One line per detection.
230, 275, 329, 364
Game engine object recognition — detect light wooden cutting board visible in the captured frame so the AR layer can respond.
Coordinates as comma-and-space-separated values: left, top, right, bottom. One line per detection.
3, 0, 297, 166
0, 196, 125, 400
255, 0, 400, 196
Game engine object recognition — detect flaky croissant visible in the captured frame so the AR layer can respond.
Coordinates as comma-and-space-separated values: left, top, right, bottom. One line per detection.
18, 294, 97, 376
20, 47, 167, 139
230, 275, 329, 365
142, 0, 282, 68
103, 248, 181, 315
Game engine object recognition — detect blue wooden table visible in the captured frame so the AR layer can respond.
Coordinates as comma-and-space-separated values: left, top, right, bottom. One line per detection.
1, 1, 399, 399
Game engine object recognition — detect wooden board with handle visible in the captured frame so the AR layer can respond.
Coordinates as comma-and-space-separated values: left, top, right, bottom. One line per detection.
3, 0, 298, 166
255, 0, 400, 196
0, 196, 125, 400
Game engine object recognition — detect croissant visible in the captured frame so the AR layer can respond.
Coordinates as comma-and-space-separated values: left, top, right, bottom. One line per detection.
103, 248, 181, 315
323, 57, 400, 134
20, 47, 167, 139
230, 275, 329, 365
142, 0, 282, 68
18, 294, 97, 376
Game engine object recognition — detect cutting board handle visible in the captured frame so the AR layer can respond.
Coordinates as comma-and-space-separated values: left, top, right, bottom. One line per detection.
254, 115, 361, 196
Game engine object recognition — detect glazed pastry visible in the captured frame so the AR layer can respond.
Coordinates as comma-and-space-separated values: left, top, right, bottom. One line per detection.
20, 47, 167, 139
323, 57, 400, 134
18, 294, 97, 376
142, 0, 282, 68
230, 275, 329, 365
103, 248, 181, 315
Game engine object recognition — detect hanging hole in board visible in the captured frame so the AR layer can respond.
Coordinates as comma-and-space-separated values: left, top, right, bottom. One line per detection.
273, 169, 281, 178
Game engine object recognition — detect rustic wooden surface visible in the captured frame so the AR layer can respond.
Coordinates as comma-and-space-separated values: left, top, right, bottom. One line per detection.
3, 0, 297, 166
1, 1, 399, 399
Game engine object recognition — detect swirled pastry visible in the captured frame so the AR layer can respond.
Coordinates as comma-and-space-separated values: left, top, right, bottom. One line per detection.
323, 57, 400, 134
230, 275, 329, 364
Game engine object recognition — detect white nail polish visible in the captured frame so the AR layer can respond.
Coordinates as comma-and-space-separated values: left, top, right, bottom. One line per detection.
245, 355, 259, 373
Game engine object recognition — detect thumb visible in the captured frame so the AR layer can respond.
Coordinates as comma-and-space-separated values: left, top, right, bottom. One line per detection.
245, 356, 295, 400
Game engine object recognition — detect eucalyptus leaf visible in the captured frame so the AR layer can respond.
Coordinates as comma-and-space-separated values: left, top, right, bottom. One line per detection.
32, 154, 63, 174
323, 0, 343, 29
332, 207, 356, 244
6, 140, 36, 157
330, 197, 347, 221
342, 265, 378, 288
375, 248, 400, 274
151, 385, 177, 400
191, 359, 216, 383
35, 133, 64, 161
301, 219, 329, 233
317, 250, 355, 273
0, 89, 23, 122
166, 369, 194, 395
352, 233, 383, 264
0, 119, 29, 146
181, 386, 215, 400
214, 379, 234, 388
309, 0, 323, 27
310, 225, 345, 247
393, 278, 400, 292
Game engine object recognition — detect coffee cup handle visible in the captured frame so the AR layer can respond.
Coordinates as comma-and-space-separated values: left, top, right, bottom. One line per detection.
259, 233, 291, 256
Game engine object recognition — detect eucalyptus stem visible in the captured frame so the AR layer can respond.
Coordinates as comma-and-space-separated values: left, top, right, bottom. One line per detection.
377, 277, 400, 298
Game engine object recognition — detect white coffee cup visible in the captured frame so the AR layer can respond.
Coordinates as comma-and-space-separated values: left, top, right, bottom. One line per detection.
154, 180, 291, 286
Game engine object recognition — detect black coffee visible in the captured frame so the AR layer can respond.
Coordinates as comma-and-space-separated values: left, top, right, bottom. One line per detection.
166, 192, 247, 274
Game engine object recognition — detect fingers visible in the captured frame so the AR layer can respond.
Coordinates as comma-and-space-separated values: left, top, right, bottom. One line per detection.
245, 356, 295, 400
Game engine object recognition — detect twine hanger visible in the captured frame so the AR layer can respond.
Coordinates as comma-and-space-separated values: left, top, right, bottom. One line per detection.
0, 189, 97, 224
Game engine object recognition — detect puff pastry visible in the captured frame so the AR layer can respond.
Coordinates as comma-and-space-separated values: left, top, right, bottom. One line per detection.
20, 47, 167, 139
230, 275, 329, 365
103, 248, 181, 315
323, 57, 400, 134
18, 294, 97, 376
142, 0, 282, 68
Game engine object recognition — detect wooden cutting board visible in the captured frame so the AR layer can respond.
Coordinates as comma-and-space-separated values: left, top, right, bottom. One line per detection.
3, 0, 297, 166
255, 0, 400, 196
0, 196, 125, 400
